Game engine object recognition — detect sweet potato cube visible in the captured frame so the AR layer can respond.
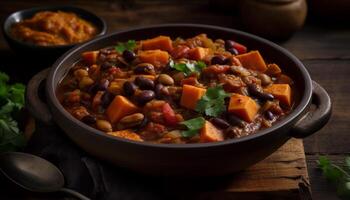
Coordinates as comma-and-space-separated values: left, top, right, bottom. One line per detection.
180, 84, 206, 110
200, 121, 224, 143
228, 94, 259, 122
187, 47, 210, 61
107, 130, 143, 142
138, 50, 170, 68
264, 84, 292, 106
141, 36, 173, 52
82, 51, 99, 65
106, 95, 139, 123
266, 63, 282, 76
235, 51, 267, 72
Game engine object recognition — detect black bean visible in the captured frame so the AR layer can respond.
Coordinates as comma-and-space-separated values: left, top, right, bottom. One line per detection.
248, 84, 274, 101
210, 118, 230, 129
99, 79, 109, 91
134, 64, 155, 75
88, 83, 100, 94
101, 61, 114, 70
136, 90, 155, 105
122, 50, 136, 62
227, 48, 238, 55
101, 92, 114, 108
82, 115, 96, 124
227, 114, 245, 127
123, 81, 137, 96
155, 83, 164, 98
259, 93, 274, 101
225, 40, 235, 50
137, 116, 149, 130
247, 84, 261, 97
265, 111, 274, 120
211, 55, 228, 65
135, 76, 154, 90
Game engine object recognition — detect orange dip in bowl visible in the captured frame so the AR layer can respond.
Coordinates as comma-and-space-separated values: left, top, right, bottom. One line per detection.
11, 11, 97, 46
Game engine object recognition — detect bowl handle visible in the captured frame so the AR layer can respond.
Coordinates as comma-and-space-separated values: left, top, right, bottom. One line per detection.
25, 68, 53, 125
290, 81, 332, 138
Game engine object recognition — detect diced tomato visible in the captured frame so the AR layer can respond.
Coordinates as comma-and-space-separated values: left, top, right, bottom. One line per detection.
233, 42, 247, 54
171, 45, 190, 59
181, 77, 199, 86
162, 103, 178, 126
202, 65, 230, 75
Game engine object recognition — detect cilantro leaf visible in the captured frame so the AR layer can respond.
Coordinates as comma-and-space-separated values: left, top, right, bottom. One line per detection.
180, 117, 205, 137
169, 60, 207, 76
318, 156, 350, 199
115, 40, 136, 53
195, 85, 230, 117
0, 71, 26, 152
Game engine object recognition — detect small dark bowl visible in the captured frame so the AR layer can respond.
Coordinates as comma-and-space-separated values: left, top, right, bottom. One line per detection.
26, 24, 331, 176
2, 6, 107, 65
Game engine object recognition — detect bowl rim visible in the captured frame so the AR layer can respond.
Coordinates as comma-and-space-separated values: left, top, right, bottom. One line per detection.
47, 23, 312, 149
2, 5, 107, 49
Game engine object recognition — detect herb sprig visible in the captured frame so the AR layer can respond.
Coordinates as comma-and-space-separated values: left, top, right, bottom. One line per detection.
115, 40, 137, 53
0, 71, 26, 152
169, 60, 206, 76
195, 85, 230, 117
318, 156, 350, 198
180, 117, 205, 137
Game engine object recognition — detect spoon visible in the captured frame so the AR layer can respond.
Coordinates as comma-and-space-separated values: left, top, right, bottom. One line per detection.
0, 152, 90, 200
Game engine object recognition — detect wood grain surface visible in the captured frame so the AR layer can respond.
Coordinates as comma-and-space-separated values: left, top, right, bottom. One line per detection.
0, 0, 349, 199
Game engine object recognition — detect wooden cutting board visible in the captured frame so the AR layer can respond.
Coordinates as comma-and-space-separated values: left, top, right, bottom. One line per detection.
165, 138, 311, 200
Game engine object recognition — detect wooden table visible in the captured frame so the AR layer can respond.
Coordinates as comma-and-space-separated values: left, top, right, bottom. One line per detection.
0, 1, 349, 199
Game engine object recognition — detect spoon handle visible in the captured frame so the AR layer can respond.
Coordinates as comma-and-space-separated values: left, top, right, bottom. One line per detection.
59, 188, 91, 200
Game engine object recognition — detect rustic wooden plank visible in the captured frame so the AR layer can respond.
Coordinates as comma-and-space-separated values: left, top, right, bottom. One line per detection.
301, 59, 350, 154
167, 139, 311, 200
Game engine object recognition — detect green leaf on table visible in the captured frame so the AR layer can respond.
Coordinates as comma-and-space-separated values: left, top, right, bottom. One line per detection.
115, 40, 136, 53
195, 85, 230, 117
0, 71, 26, 152
180, 117, 205, 137
318, 156, 350, 199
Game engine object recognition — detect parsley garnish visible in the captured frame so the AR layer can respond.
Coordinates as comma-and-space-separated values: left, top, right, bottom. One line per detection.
0, 71, 26, 152
115, 40, 137, 53
318, 156, 350, 198
180, 117, 205, 137
169, 60, 206, 76
195, 85, 230, 117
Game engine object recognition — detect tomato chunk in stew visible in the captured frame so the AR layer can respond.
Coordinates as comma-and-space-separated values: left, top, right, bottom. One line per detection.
57, 34, 294, 144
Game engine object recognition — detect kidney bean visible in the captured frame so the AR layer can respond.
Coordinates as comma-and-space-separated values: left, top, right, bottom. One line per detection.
101, 61, 114, 70
211, 55, 229, 65
134, 63, 155, 74
136, 90, 155, 105
155, 83, 164, 98
122, 50, 136, 62
210, 118, 230, 129
101, 92, 114, 108
225, 40, 235, 50
227, 114, 245, 127
82, 115, 96, 124
265, 111, 274, 120
135, 76, 154, 90
227, 48, 238, 55
99, 79, 109, 91
123, 81, 137, 96
248, 84, 274, 101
